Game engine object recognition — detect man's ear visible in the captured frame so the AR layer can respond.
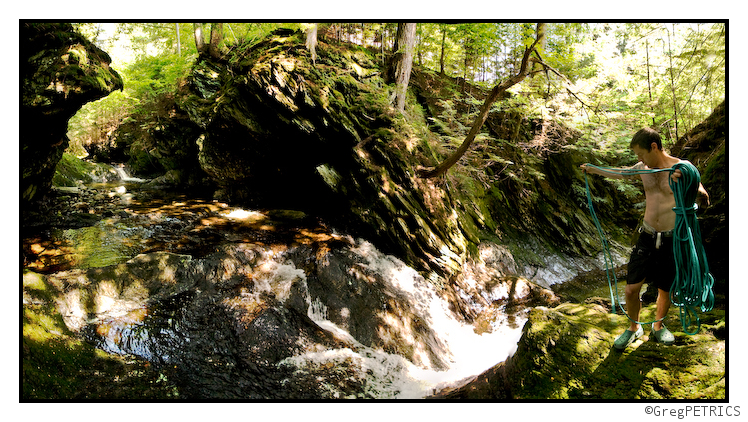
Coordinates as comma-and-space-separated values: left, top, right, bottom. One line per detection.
650, 141, 659, 151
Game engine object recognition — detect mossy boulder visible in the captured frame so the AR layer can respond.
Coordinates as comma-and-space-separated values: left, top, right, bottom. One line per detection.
180, 29, 470, 279
52, 152, 119, 187
177, 29, 642, 285
431, 302, 725, 399
21, 22, 123, 205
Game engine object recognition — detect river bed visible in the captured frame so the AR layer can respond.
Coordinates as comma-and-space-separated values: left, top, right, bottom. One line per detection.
23, 176, 531, 399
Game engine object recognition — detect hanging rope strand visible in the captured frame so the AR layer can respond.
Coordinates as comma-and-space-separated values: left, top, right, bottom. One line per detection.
668, 162, 715, 334
583, 162, 714, 334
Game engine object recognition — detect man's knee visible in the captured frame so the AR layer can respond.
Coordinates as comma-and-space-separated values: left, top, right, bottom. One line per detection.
657, 288, 671, 303
625, 281, 644, 297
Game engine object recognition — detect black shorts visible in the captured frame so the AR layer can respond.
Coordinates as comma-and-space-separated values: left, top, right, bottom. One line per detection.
626, 232, 676, 292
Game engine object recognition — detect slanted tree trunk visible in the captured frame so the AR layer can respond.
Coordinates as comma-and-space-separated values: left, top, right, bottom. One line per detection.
418, 23, 547, 179
439, 24, 447, 75
389, 23, 417, 112
646, 40, 656, 127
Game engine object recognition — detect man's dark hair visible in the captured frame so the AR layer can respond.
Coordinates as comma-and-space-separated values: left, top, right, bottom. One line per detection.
629, 127, 662, 151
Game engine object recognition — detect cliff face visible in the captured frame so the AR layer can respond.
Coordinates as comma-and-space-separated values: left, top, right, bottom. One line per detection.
21, 22, 123, 205
176, 29, 637, 289
180, 29, 472, 280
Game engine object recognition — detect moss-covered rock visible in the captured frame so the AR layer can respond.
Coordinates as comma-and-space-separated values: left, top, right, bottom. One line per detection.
22, 270, 179, 399
176, 29, 642, 286
52, 152, 119, 187
177, 30, 469, 279
431, 302, 725, 399
21, 23, 123, 205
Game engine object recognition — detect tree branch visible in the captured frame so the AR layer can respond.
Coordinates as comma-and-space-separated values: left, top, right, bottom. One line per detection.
417, 24, 546, 179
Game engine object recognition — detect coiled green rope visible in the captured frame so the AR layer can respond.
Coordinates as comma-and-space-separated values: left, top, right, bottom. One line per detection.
583, 162, 714, 334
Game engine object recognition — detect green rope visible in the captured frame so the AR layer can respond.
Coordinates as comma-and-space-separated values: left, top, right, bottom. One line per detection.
668, 162, 715, 334
583, 162, 714, 334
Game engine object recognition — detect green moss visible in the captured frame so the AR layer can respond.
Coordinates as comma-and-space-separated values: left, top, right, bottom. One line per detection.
52, 152, 112, 186
507, 303, 726, 400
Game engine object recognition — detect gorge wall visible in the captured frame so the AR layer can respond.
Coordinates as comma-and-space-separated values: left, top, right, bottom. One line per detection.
21, 23, 123, 205
170, 29, 640, 295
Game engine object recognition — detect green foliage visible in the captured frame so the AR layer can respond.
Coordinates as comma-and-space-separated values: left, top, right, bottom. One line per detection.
124, 53, 192, 108
67, 21, 724, 172
67, 90, 135, 155
52, 152, 116, 186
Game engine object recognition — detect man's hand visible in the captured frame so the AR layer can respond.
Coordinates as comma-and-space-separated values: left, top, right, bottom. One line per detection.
670, 168, 682, 183
697, 186, 711, 209
672, 168, 711, 209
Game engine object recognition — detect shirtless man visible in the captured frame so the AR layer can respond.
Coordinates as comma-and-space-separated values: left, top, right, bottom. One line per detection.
581, 128, 709, 350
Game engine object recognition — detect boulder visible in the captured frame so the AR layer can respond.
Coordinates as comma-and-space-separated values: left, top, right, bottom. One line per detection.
181, 30, 470, 280
21, 22, 123, 205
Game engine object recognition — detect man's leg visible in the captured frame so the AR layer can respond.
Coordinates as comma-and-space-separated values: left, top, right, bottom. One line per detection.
652, 288, 671, 331
614, 280, 645, 350
624, 280, 644, 331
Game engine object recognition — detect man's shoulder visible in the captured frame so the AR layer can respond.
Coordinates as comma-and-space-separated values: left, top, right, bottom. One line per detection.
673, 157, 691, 167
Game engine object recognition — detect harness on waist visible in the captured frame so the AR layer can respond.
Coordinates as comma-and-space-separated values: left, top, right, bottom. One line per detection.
639, 221, 673, 249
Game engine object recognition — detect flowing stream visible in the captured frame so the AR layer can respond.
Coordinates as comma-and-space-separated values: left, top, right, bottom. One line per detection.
23, 168, 529, 399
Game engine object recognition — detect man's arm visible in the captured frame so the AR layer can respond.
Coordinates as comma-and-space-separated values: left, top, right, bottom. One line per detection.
580, 162, 643, 180
697, 183, 710, 209
669, 161, 711, 209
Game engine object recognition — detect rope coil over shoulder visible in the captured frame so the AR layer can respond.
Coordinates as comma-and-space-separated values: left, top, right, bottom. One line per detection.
583, 162, 714, 335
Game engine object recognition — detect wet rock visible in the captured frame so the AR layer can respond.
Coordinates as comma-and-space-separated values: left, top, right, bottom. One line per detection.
41, 238, 466, 398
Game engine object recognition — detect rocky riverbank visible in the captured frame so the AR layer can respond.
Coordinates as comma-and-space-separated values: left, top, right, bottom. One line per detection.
22, 24, 727, 400
430, 302, 725, 399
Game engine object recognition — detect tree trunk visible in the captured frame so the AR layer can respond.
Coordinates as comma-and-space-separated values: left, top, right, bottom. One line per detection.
646, 40, 655, 127
390, 23, 417, 112
667, 24, 680, 139
193, 23, 205, 55
208, 23, 223, 59
176, 23, 181, 56
418, 23, 547, 179
305, 23, 318, 65
439, 24, 447, 75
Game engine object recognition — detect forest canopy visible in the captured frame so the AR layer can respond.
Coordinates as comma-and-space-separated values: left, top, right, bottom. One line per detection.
67, 22, 725, 160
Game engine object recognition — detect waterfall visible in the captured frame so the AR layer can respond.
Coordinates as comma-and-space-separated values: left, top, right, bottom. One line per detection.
275, 240, 526, 399
114, 164, 147, 182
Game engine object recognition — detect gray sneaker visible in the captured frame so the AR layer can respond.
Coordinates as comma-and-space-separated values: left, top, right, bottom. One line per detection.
614, 325, 643, 350
651, 324, 675, 345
